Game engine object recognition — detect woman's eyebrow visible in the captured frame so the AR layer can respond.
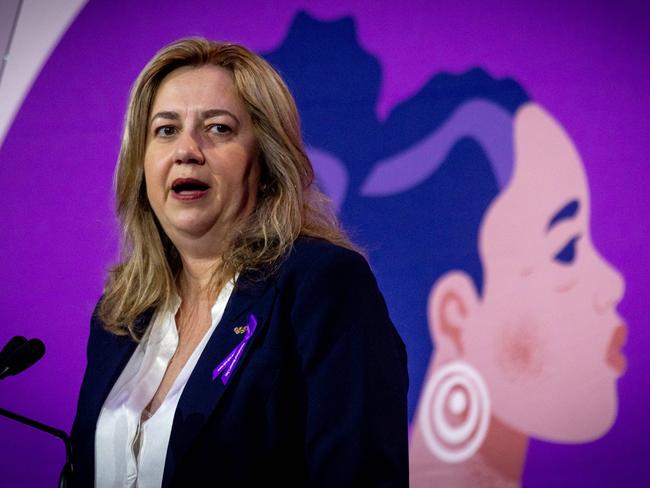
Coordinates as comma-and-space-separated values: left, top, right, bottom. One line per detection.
149, 109, 240, 125
201, 108, 240, 124
149, 111, 179, 124
546, 199, 580, 232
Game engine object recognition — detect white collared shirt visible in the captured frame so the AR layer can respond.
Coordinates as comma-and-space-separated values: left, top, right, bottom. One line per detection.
95, 281, 234, 488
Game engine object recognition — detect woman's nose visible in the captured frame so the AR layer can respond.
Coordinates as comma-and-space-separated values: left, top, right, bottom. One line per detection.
174, 131, 205, 165
594, 252, 625, 315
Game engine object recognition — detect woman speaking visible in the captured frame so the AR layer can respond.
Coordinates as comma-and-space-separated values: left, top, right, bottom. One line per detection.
70, 38, 408, 487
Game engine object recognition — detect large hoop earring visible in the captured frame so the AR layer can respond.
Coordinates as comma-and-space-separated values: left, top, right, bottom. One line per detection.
420, 360, 490, 463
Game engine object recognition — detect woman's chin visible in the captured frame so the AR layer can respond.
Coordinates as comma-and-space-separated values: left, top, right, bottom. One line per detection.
162, 213, 222, 239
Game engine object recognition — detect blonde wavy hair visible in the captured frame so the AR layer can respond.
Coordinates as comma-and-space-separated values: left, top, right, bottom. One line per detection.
100, 37, 355, 337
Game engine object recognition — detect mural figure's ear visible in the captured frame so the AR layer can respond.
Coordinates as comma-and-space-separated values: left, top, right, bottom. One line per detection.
427, 271, 480, 358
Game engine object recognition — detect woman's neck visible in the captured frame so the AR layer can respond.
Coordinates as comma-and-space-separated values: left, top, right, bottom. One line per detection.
177, 247, 227, 296
175, 254, 222, 339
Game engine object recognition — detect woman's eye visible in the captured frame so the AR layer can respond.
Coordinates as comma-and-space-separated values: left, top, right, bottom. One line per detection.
154, 126, 177, 137
554, 236, 580, 264
208, 124, 232, 135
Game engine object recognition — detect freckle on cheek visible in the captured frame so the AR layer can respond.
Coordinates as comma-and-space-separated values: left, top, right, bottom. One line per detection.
497, 320, 544, 381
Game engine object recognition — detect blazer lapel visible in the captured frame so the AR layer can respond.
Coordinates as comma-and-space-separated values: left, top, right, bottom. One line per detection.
162, 274, 279, 487
84, 312, 151, 436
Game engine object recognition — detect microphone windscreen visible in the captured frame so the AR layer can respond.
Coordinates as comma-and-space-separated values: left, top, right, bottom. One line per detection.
0, 336, 27, 366
0, 338, 46, 379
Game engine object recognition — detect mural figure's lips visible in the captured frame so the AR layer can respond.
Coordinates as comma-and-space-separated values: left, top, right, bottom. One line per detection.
606, 324, 627, 376
171, 177, 210, 201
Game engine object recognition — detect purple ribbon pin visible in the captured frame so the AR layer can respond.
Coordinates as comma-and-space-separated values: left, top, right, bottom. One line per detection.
212, 313, 258, 385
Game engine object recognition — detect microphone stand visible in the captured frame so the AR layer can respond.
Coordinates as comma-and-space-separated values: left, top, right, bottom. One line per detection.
0, 406, 72, 488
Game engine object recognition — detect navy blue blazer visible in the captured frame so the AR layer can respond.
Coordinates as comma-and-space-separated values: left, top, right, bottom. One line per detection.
70, 238, 409, 487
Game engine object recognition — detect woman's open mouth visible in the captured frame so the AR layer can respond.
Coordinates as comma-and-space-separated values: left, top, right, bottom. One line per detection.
171, 178, 210, 201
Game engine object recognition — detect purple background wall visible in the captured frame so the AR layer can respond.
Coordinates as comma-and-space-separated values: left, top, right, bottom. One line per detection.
0, 0, 648, 486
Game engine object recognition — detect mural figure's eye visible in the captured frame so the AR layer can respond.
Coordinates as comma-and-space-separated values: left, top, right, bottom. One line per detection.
554, 235, 580, 264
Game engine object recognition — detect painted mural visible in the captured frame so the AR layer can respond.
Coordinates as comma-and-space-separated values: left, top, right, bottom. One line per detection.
0, 2, 648, 486
266, 14, 627, 486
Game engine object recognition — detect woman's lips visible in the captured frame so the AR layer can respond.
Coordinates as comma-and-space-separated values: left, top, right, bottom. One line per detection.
606, 324, 628, 376
171, 178, 210, 201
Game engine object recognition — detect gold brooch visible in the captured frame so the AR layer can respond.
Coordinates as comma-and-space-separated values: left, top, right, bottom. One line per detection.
233, 325, 249, 335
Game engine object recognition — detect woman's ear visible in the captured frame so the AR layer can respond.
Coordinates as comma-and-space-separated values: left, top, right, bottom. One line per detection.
427, 271, 480, 358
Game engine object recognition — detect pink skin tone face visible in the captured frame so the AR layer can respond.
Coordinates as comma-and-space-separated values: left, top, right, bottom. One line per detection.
144, 65, 260, 256
427, 102, 626, 444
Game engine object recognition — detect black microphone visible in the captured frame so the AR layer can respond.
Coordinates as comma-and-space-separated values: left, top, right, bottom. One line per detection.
0, 335, 27, 367
0, 338, 45, 379
0, 336, 73, 487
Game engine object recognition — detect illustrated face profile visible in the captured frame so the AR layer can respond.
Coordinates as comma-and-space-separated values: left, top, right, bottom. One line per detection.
262, 14, 628, 486
408, 103, 626, 485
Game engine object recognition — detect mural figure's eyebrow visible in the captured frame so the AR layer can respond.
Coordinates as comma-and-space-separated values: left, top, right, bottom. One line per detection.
547, 199, 580, 232
150, 111, 179, 124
